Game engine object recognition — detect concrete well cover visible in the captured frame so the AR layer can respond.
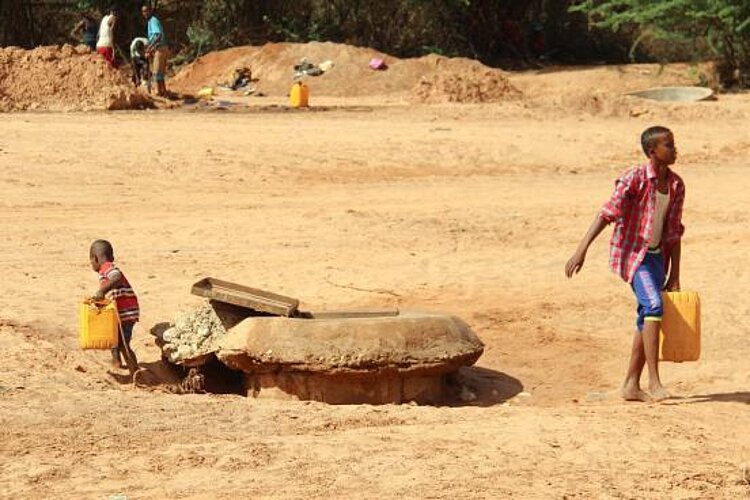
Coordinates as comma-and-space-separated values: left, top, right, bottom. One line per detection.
626, 86, 714, 102
216, 311, 484, 375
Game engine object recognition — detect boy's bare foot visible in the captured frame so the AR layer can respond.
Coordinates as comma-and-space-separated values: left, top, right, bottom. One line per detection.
621, 385, 652, 402
111, 359, 124, 370
649, 385, 671, 402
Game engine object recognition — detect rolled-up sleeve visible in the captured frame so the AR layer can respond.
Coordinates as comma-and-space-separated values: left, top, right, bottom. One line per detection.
600, 170, 635, 223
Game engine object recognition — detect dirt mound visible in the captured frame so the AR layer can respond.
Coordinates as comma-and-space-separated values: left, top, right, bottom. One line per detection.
512, 62, 724, 118
0, 44, 152, 112
410, 55, 522, 103
172, 42, 520, 103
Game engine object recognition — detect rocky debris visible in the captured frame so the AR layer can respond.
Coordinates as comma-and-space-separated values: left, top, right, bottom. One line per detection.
159, 305, 227, 363
163, 368, 206, 394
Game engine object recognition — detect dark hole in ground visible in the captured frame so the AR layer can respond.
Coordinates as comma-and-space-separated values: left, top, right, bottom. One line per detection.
197, 358, 245, 395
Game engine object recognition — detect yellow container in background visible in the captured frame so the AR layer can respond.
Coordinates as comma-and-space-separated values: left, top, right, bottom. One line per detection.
79, 299, 119, 350
197, 86, 214, 99
659, 291, 701, 362
289, 81, 309, 108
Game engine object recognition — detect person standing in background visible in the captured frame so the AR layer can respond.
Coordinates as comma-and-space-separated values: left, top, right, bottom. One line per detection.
70, 12, 99, 51
96, 6, 117, 67
141, 3, 169, 96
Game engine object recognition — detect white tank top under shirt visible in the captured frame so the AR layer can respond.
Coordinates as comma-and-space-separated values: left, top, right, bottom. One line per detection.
649, 190, 669, 249
97, 14, 114, 48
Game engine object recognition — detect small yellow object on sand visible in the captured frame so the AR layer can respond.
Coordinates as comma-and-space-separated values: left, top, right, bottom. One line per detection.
197, 87, 214, 99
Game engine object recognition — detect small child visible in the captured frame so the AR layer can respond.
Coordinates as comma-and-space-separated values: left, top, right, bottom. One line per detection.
565, 126, 685, 402
130, 37, 151, 91
89, 239, 140, 370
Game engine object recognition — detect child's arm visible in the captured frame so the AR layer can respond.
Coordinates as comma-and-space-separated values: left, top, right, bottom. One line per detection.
70, 20, 84, 40
664, 179, 685, 291
665, 241, 681, 291
565, 214, 609, 277
566, 169, 635, 278
92, 269, 122, 300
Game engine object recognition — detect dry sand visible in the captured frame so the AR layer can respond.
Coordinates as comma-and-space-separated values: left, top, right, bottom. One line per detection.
1, 57, 749, 498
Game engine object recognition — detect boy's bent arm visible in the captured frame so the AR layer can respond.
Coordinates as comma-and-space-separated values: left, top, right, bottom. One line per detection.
665, 241, 681, 291
70, 20, 84, 39
664, 179, 685, 291
565, 172, 630, 279
93, 269, 122, 300
565, 214, 609, 278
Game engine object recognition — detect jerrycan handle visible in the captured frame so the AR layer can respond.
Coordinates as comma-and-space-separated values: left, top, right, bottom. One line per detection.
83, 297, 111, 310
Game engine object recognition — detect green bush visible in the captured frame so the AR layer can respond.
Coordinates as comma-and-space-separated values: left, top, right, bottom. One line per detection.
571, 0, 750, 87
186, 25, 215, 57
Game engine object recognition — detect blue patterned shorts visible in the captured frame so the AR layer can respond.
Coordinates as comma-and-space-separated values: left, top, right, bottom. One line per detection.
631, 251, 665, 331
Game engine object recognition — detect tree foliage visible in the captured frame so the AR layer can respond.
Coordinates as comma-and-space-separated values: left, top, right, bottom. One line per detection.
0, 0, 695, 73
179, 0, 617, 65
571, 0, 750, 86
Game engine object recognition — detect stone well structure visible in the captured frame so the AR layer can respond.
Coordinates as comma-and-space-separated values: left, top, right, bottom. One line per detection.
216, 311, 484, 404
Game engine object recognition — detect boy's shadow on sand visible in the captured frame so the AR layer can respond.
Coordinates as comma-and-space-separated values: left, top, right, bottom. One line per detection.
448, 366, 524, 407
665, 391, 750, 405
106, 359, 183, 387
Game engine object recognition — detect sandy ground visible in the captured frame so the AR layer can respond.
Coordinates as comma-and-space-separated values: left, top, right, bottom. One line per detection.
1, 81, 749, 498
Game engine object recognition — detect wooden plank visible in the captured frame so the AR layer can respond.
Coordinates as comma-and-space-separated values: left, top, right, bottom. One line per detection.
191, 277, 299, 317
296, 309, 399, 319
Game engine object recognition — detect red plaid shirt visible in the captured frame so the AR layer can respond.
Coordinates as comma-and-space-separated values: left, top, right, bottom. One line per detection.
600, 162, 685, 283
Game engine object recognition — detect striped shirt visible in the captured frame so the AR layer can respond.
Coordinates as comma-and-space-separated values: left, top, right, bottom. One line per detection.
98, 261, 140, 323
600, 162, 685, 283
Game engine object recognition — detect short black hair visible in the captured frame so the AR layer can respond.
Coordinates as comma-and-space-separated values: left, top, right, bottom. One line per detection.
641, 126, 672, 157
90, 239, 114, 260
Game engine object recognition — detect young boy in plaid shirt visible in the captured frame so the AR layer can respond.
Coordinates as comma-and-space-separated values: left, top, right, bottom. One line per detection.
89, 239, 140, 370
565, 126, 685, 402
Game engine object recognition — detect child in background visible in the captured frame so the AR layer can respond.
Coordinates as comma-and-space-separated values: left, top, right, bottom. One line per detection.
130, 37, 151, 91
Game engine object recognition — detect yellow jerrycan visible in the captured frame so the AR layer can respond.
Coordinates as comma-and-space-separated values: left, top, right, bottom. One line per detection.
289, 81, 309, 108
659, 291, 701, 362
79, 299, 119, 349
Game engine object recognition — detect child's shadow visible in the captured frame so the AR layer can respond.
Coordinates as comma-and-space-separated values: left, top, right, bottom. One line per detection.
107, 361, 181, 387
106, 370, 135, 385
664, 391, 750, 405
